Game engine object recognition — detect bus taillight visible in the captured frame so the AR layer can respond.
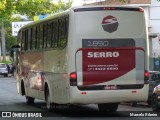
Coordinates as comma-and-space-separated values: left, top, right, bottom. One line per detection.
144, 70, 149, 84
70, 72, 77, 86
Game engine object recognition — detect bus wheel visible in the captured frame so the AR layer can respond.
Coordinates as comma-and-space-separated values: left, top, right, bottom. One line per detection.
130, 102, 137, 107
45, 87, 53, 110
147, 100, 151, 106
26, 96, 34, 105
98, 103, 118, 112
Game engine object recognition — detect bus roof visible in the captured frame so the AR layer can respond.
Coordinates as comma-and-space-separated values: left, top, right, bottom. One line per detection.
19, 5, 143, 31
19, 9, 70, 31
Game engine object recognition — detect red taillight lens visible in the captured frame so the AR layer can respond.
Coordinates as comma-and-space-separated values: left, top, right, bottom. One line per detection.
70, 72, 77, 79
70, 72, 77, 86
145, 71, 149, 77
144, 70, 149, 84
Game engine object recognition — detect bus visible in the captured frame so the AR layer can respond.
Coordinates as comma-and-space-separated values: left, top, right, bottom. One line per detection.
14, 6, 149, 112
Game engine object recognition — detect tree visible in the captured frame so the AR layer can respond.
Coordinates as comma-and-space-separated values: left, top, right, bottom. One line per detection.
15, 0, 72, 19
5, 19, 17, 58
59, 0, 73, 10
118, 0, 160, 2
0, 0, 72, 61
0, 0, 15, 61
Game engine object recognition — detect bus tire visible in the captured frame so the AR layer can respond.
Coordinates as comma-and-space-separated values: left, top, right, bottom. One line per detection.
26, 96, 35, 105
147, 100, 151, 106
98, 103, 118, 112
21, 81, 25, 95
45, 86, 53, 111
131, 102, 137, 107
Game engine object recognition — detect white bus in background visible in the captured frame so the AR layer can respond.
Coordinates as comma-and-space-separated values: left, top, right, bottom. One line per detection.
14, 6, 149, 112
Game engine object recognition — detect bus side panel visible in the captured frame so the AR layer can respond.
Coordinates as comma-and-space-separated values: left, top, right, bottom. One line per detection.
43, 48, 70, 104
19, 48, 70, 103
20, 52, 44, 99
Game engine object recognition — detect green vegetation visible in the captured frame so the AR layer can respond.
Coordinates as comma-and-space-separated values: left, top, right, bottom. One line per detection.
0, 0, 159, 62
1, 59, 11, 64
0, 0, 72, 62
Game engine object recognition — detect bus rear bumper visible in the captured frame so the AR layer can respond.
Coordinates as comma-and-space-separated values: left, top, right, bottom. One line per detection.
69, 85, 149, 104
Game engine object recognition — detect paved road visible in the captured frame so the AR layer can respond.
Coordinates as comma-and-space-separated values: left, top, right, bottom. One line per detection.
0, 76, 159, 119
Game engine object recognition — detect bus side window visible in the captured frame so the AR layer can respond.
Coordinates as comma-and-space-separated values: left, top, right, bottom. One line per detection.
37, 25, 40, 50
43, 24, 47, 49
28, 28, 32, 51
40, 25, 43, 49
24, 29, 28, 51
58, 17, 64, 48
65, 16, 69, 41
51, 19, 58, 48
58, 16, 68, 49
32, 27, 36, 50
21, 31, 25, 51
47, 22, 52, 48
51, 21, 54, 48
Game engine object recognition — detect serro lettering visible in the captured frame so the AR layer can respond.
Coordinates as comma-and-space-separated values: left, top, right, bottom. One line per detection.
87, 52, 119, 58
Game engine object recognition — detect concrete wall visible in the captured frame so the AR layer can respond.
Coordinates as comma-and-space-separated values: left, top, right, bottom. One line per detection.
149, 0, 160, 33
149, 0, 160, 70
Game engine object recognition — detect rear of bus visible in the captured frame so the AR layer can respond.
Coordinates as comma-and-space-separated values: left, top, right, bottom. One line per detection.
68, 6, 149, 110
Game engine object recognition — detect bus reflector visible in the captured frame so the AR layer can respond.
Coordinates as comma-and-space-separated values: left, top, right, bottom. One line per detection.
144, 70, 149, 84
81, 92, 87, 94
70, 72, 77, 86
139, 8, 144, 12
132, 91, 137, 93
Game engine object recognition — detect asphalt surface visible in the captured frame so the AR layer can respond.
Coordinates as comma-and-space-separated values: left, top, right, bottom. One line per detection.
0, 76, 159, 120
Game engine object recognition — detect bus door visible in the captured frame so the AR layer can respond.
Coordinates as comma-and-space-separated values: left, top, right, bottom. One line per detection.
75, 46, 145, 90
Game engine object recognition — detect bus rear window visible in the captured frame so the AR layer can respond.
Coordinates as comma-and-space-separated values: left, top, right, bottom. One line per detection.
75, 10, 145, 38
